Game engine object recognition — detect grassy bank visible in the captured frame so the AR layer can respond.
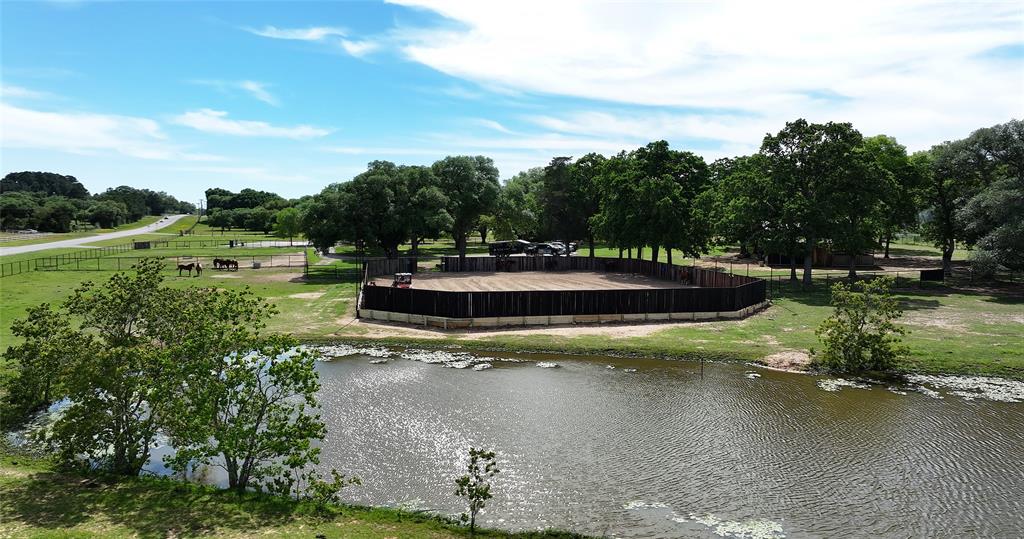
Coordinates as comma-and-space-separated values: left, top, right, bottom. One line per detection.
0, 454, 585, 539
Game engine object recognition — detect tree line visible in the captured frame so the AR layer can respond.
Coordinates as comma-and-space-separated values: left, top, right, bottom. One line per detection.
293, 118, 1021, 279
0, 172, 195, 232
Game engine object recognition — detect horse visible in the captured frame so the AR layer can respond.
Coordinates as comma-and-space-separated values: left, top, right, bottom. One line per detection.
224, 259, 239, 271
194, 262, 203, 277
213, 258, 224, 270
177, 262, 194, 276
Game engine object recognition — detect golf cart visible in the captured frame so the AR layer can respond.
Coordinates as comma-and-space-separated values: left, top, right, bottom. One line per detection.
392, 273, 413, 288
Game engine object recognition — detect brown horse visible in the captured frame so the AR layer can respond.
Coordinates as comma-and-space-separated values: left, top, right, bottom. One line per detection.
177, 262, 194, 276
213, 258, 224, 269
224, 259, 239, 271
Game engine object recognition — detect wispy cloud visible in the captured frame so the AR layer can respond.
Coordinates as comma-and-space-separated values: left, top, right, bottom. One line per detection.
0, 84, 54, 100
340, 39, 379, 58
245, 24, 380, 58
237, 80, 278, 106
172, 109, 330, 139
471, 118, 514, 134
0, 103, 221, 161
190, 79, 279, 106
245, 25, 347, 41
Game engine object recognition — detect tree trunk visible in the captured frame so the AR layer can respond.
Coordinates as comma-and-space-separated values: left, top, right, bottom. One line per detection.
411, 237, 420, 257
289, 235, 293, 247
789, 257, 797, 281
802, 237, 814, 286
942, 244, 954, 276
667, 248, 673, 266
848, 251, 857, 279
226, 459, 239, 490
739, 242, 749, 258
883, 236, 891, 259
478, 226, 488, 244
651, 245, 660, 263
457, 234, 467, 271
588, 234, 595, 258
618, 247, 623, 260
627, 248, 632, 259
637, 246, 643, 260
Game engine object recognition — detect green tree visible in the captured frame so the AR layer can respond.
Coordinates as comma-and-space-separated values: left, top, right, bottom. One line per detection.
33, 197, 79, 232
0, 191, 40, 230
454, 447, 500, 535
274, 207, 302, 246
493, 168, 543, 241
83, 200, 129, 229
813, 277, 908, 374
432, 156, 500, 267
955, 119, 1024, 272
705, 155, 775, 259
1, 304, 85, 428
40, 260, 181, 475
206, 208, 233, 232
861, 135, 921, 258
1, 171, 90, 199
165, 335, 326, 493
404, 165, 452, 255
760, 119, 866, 284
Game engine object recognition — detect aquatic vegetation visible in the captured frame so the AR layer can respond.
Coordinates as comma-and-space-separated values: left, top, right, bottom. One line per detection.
312, 344, 394, 359
622, 500, 668, 510
536, 362, 559, 368
472, 363, 492, 371
816, 378, 871, 392
907, 374, 1024, 403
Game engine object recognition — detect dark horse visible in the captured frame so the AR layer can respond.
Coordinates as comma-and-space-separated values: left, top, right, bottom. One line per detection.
213, 258, 238, 270
177, 262, 195, 276
194, 262, 203, 276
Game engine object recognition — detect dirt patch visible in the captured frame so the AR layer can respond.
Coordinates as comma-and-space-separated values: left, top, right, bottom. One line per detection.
210, 274, 241, 279
288, 292, 325, 300
759, 350, 811, 371
371, 271, 690, 292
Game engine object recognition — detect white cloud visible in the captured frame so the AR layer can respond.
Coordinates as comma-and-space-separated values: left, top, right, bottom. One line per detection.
172, 109, 330, 139
238, 80, 278, 106
471, 118, 514, 134
246, 25, 347, 41
340, 39, 379, 58
0, 103, 220, 161
389, 0, 1024, 150
246, 24, 380, 58
0, 84, 53, 100
191, 79, 279, 106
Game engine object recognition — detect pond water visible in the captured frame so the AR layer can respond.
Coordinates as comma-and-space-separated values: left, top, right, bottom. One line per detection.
315, 349, 1024, 538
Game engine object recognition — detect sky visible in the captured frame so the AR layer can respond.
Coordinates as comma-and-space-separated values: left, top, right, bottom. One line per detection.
1, 0, 1022, 203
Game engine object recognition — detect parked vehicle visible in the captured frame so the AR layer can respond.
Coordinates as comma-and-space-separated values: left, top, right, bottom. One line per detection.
392, 273, 413, 288
488, 239, 532, 256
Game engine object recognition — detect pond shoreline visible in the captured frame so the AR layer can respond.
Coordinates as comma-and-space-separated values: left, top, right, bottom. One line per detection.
300, 334, 1024, 381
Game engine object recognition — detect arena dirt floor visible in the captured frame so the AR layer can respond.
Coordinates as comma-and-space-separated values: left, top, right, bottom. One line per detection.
370, 271, 692, 291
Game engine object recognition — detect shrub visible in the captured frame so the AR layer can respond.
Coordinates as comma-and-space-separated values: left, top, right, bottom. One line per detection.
813, 277, 908, 374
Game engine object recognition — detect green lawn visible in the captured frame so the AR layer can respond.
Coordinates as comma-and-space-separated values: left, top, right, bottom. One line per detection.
0, 216, 164, 248
2, 252, 1020, 379
0, 454, 585, 539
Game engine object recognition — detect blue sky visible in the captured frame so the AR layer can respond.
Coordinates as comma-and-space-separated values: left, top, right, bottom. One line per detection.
2, 0, 1022, 203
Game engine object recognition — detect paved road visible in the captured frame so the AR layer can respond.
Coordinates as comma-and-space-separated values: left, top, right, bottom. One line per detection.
0, 214, 190, 256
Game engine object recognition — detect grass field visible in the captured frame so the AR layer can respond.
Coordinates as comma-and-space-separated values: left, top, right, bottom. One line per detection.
0, 454, 584, 539
0, 216, 164, 248
2, 235, 1019, 378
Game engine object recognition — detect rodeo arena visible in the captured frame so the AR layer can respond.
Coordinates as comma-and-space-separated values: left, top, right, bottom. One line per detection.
357, 239, 768, 329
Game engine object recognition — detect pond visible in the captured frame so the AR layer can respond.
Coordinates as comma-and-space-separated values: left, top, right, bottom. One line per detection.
314, 348, 1024, 538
